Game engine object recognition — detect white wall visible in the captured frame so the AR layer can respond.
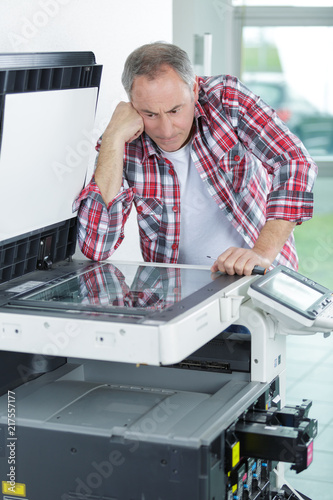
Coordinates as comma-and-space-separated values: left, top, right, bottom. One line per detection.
0, 0, 172, 261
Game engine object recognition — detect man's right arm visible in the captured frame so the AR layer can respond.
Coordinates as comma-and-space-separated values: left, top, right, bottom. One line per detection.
73, 102, 144, 261
94, 101, 144, 205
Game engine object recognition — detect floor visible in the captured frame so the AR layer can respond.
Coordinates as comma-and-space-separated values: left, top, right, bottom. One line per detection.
284, 332, 333, 499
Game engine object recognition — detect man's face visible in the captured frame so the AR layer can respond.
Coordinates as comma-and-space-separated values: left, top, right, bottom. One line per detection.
131, 65, 199, 152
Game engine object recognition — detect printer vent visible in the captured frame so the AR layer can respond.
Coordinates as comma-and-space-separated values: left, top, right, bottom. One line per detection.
0, 51, 102, 93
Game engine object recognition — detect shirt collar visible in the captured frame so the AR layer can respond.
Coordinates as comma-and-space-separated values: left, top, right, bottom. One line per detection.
140, 132, 160, 160
193, 91, 238, 161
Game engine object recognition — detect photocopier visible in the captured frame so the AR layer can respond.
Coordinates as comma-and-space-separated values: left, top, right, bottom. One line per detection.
0, 52, 332, 500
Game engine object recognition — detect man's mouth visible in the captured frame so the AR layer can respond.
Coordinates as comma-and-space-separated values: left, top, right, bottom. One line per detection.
159, 136, 178, 143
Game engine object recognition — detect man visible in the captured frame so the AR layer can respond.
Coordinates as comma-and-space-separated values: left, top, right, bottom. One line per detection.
73, 42, 317, 276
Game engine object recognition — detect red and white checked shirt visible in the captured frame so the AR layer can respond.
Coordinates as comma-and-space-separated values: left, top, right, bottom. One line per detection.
73, 75, 317, 269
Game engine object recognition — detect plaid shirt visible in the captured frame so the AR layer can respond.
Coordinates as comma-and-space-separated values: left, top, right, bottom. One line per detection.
73, 75, 317, 269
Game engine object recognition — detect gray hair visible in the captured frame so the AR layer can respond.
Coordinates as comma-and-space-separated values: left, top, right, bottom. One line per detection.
121, 42, 196, 99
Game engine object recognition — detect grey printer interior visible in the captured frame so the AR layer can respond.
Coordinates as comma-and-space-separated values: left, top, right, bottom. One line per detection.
0, 52, 332, 500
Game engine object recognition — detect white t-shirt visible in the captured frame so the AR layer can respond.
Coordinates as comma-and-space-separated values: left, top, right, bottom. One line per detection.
161, 143, 248, 265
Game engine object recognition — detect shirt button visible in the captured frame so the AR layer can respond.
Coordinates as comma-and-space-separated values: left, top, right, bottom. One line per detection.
234, 155, 241, 161
137, 206, 143, 213
172, 205, 178, 212
172, 243, 178, 250
168, 168, 175, 176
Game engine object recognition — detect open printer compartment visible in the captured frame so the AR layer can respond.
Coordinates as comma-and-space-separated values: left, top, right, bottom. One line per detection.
0, 345, 316, 500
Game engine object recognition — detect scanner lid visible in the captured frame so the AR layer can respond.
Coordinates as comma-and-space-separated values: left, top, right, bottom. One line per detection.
0, 51, 102, 283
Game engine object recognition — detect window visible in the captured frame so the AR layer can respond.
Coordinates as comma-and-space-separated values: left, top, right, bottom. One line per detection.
241, 26, 333, 161
232, 5, 333, 287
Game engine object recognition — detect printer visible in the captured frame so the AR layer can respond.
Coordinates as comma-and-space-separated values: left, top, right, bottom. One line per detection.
0, 52, 332, 500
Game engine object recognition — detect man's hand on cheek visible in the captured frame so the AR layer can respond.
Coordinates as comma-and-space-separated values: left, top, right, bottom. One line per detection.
106, 101, 144, 144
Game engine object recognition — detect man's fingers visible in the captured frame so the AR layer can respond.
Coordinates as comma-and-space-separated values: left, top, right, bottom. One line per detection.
210, 247, 270, 276
128, 126, 144, 143
216, 247, 244, 275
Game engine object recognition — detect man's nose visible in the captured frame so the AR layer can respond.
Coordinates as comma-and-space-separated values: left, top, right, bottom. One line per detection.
159, 114, 173, 137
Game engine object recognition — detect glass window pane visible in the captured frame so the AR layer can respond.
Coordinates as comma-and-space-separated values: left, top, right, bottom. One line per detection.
294, 177, 333, 289
241, 25, 333, 288
241, 26, 333, 160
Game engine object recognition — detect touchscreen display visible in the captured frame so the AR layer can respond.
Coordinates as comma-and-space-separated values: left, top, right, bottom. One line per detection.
18, 262, 211, 311
258, 272, 323, 311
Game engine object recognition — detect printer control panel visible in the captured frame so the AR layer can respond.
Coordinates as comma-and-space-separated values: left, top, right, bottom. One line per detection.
248, 265, 333, 333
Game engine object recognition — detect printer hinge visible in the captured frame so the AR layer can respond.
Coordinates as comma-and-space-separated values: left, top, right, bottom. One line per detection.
37, 236, 53, 270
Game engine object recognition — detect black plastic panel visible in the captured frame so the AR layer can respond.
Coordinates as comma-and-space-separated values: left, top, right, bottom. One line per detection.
0, 51, 97, 69
0, 219, 77, 284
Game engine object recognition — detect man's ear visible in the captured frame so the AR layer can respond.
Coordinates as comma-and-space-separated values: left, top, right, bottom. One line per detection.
193, 76, 199, 102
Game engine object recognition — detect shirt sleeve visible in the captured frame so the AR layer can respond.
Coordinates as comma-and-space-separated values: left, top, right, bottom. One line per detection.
224, 76, 318, 223
72, 176, 134, 261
